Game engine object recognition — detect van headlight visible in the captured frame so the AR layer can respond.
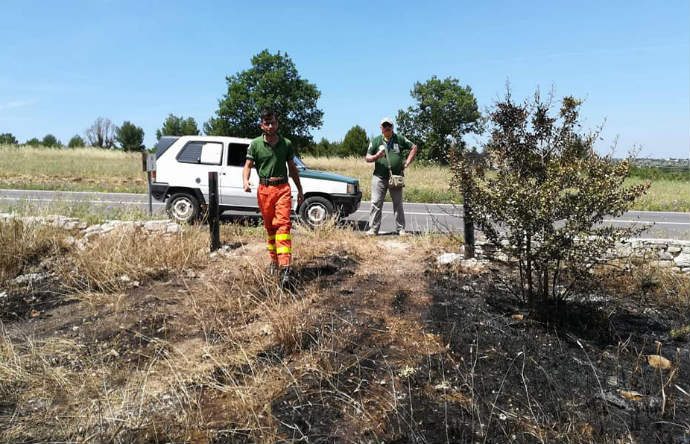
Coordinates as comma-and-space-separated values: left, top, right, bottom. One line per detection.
347, 182, 357, 194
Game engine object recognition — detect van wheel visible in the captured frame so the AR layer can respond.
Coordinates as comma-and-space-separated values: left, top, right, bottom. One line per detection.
167, 193, 200, 224
299, 196, 335, 228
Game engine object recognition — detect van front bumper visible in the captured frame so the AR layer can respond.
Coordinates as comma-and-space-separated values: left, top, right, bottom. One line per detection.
332, 192, 362, 217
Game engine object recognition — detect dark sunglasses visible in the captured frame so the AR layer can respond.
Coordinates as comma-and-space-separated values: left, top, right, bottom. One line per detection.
382, 123, 393, 129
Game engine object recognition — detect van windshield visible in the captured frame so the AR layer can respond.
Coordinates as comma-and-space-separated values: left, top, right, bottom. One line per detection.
294, 157, 307, 170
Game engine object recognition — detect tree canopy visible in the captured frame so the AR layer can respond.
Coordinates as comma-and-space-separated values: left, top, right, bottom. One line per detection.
115, 121, 145, 152
338, 125, 369, 157
204, 50, 323, 148
156, 114, 199, 139
0, 133, 18, 145
397, 76, 481, 163
41, 134, 62, 147
68, 135, 86, 148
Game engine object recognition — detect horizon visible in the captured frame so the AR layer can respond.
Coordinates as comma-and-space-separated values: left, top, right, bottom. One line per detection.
1, 1, 688, 159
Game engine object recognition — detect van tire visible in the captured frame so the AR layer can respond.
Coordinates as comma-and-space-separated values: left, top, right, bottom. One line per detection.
167, 193, 200, 224
299, 196, 335, 228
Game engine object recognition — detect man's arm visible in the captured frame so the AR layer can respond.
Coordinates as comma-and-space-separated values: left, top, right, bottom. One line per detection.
365, 142, 385, 163
287, 159, 304, 206
242, 159, 254, 192
403, 144, 418, 169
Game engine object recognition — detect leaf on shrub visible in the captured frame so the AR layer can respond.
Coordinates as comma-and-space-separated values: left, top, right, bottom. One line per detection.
647, 354, 671, 370
618, 390, 643, 401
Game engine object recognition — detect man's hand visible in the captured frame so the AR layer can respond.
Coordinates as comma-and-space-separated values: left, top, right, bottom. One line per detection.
377, 147, 386, 160
297, 190, 304, 207
244, 181, 252, 192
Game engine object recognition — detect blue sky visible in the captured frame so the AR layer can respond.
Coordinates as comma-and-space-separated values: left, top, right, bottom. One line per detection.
1, 1, 688, 158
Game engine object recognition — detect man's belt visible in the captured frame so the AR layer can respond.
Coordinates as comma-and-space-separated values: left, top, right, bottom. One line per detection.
259, 176, 288, 186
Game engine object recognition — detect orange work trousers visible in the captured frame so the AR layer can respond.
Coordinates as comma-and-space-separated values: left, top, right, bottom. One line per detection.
258, 183, 292, 267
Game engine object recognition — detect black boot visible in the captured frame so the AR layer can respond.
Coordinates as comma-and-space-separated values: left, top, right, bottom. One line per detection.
267, 262, 278, 276
279, 266, 293, 290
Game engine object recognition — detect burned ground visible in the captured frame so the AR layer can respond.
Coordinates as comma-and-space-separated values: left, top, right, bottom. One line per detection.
1, 222, 688, 443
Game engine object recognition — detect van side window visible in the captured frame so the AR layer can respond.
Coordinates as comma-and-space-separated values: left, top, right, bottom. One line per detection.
177, 141, 223, 165
227, 143, 249, 166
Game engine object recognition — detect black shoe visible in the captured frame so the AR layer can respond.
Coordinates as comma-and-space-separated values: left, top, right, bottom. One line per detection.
279, 266, 293, 290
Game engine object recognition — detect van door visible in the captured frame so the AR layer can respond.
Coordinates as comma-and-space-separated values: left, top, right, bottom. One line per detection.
219, 142, 259, 209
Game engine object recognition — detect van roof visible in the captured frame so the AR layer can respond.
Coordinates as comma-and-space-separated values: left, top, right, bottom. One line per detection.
155, 135, 253, 159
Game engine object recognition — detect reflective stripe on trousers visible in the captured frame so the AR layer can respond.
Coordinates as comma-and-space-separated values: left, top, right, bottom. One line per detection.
258, 183, 292, 267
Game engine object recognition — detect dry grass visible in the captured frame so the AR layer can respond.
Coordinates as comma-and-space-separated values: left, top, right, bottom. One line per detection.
0, 219, 68, 283
303, 155, 460, 202
1, 217, 688, 442
0, 198, 156, 225
597, 256, 690, 308
0, 145, 146, 193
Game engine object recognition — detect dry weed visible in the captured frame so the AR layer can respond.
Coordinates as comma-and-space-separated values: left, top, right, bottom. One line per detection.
0, 219, 68, 283
60, 226, 210, 293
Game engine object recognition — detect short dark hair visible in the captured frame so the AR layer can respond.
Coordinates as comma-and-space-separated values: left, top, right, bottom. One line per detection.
260, 108, 277, 122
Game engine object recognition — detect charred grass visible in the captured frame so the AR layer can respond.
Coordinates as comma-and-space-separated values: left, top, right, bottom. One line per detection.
1, 219, 689, 443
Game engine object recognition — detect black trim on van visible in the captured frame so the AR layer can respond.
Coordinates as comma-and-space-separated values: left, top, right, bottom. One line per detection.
150, 182, 169, 201
155, 136, 179, 160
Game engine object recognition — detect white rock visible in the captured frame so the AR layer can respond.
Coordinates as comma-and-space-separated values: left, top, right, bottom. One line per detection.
14, 273, 49, 285
437, 253, 462, 265
63, 220, 80, 230
658, 251, 674, 260
674, 252, 690, 267
84, 225, 101, 234
166, 223, 182, 233
144, 220, 167, 232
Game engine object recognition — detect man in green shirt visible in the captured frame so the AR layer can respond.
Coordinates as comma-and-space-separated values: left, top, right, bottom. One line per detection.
243, 108, 304, 287
365, 117, 418, 236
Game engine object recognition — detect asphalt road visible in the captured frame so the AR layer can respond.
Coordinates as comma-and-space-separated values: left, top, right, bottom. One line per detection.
1, 189, 688, 240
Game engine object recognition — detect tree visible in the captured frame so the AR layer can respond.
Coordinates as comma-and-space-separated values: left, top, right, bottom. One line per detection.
26, 137, 40, 147
204, 50, 323, 148
115, 121, 145, 152
396, 76, 482, 164
68, 135, 86, 148
338, 125, 369, 157
155, 114, 199, 139
0, 133, 18, 145
454, 89, 649, 306
86, 117, 116, 149
302, 137, 332, 157
41, 134, 62, 147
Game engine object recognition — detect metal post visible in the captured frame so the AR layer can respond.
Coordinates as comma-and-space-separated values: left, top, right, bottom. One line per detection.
208, 171, 220, 252
463, 195, 475, 259
146, 171, 153, 217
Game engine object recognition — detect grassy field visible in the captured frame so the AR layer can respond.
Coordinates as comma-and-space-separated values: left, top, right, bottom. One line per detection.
1, 144, 687, 211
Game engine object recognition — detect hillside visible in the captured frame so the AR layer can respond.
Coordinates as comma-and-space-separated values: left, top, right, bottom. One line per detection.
1, 219, 689, 443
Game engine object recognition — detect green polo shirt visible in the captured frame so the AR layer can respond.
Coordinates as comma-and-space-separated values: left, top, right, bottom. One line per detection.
367, 133, 414, 179
247, 135, 295, 178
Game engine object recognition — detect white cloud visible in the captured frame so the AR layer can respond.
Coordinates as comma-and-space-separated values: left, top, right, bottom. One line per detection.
0, 99, 38, 111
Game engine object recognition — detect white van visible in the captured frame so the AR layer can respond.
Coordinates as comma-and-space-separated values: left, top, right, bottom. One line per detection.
150, 136, 362, 227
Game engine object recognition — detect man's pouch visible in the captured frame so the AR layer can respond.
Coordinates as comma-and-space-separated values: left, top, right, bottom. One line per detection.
389, 174, 405, 188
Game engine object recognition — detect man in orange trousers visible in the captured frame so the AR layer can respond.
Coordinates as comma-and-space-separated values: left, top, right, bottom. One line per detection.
243, 108, 304, 287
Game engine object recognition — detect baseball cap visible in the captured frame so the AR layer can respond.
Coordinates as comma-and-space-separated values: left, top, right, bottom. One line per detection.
380, 117, 394, 126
